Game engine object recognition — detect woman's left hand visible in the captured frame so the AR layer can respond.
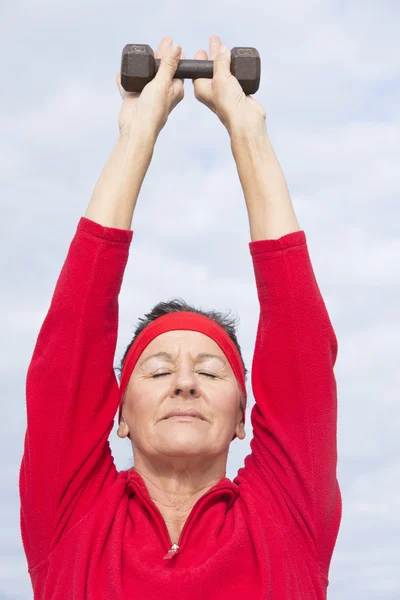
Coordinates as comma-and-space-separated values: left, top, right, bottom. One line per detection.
116, 37, 185, 139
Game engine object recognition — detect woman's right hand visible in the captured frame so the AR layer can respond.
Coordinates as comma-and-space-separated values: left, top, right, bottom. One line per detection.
192, 35, 267, 137
116, 36, 185, 140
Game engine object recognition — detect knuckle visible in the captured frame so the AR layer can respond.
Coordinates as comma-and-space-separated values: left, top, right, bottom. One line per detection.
193, 86, 204, 101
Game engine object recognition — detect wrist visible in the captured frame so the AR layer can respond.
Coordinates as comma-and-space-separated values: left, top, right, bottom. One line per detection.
229, 127, 270, 157
228, 114, 267, 144
119, 126, 158, 151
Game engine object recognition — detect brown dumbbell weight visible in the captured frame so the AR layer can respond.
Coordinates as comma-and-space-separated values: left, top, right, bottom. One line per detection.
121, 44, 261, 95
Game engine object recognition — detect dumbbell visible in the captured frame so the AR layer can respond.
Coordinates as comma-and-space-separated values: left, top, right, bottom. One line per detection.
120, 44, 261, 95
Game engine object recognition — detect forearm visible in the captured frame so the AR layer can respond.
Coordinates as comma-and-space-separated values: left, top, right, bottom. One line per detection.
230, 131, 301, 241
85, 131, 156, 230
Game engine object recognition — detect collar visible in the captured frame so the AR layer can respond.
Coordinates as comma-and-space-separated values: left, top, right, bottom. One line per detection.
125, 467, 238, 507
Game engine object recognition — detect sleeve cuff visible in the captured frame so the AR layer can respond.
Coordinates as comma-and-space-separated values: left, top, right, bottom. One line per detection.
77, 216, 134, 244
249, 230, 306, 256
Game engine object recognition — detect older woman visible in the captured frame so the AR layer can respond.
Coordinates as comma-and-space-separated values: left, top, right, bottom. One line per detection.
19, 35, 342, 599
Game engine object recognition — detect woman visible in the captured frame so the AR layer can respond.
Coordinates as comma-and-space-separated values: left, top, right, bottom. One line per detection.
19, 35, 342, 599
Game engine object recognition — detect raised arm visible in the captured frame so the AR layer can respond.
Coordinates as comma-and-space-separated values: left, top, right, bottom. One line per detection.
19, 39, 186, 573
230, 129, 341, 580
19, 138, 149, 572
192, 38, 341, 577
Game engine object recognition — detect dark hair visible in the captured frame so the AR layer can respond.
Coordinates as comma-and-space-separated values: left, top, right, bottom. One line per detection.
114, 298, 248, 412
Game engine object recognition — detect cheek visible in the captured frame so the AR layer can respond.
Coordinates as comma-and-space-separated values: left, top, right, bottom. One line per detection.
127, 388, 160, 424
213, 390, 240, 417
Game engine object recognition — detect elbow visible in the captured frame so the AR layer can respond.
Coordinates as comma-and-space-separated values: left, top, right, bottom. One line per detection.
328, 324, 338, 365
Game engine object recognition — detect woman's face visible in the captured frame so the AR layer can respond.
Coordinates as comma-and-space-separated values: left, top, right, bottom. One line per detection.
118, 330, 245, 459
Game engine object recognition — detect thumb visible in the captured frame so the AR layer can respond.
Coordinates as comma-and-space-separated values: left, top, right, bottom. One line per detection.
213, 46, 231, 78
157, 43, 182, 81
116, 71, 125, 99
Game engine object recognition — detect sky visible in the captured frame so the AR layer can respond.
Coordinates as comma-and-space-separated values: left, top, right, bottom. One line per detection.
1, 0, 399, 597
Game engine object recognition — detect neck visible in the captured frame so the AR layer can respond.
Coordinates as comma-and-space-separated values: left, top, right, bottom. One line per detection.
132, 453, 228, 515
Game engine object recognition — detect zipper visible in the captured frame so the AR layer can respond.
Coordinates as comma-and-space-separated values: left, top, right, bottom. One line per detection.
162, 485, 235, 560
129, 479, 236, 560
163, 543, 180, 560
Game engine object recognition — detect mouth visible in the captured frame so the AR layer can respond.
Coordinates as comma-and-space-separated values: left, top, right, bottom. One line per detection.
164, 415, 205, 421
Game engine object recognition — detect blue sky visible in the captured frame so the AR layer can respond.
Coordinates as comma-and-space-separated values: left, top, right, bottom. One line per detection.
1, 0, 399, 597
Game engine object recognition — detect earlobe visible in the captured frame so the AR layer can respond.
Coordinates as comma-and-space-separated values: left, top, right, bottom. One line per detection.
117, 417, 129, 439
236, 422, 246, 440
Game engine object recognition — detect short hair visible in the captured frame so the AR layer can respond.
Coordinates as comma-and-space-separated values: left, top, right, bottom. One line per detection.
114, 298, 248, 412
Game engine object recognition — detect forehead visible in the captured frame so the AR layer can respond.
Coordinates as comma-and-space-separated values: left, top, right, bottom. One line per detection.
140, 330, 224, 360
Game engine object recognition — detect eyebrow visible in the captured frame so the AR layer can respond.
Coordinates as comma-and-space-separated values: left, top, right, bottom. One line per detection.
140, 351, 227, 366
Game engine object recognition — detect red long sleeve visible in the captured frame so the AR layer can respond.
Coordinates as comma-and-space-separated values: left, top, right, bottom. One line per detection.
234, 230, 342, 580
19, 217, 133, 571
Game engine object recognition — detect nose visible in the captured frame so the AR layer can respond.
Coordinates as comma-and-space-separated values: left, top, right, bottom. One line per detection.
172, 367, 201, 398
174, 386, 197, 397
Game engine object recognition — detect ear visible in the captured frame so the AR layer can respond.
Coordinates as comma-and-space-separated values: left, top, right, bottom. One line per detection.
235, 392, 246, 440
235, 420, 246, 440
117, 410, 130, 439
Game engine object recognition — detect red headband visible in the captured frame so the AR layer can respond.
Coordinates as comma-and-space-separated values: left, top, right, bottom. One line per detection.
118, 312, 247, 437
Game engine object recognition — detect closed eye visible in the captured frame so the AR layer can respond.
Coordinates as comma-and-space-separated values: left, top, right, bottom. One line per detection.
152, 372, 216, 378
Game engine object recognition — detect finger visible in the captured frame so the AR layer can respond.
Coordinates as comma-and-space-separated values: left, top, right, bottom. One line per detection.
194, 49, 208, 60
209, 34, 222, 61
171, 51, 185, 108
155, 44, 185, 85
116, 71, 123, 98
156, 45, 184, 68
155, 36, 173, 59
157, 41, 182, 82
192, 49, 211, 96
213, 40, 231, 79
172, 78, 184, 101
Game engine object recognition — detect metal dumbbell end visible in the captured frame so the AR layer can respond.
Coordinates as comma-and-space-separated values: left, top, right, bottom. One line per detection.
121, 44, 261, 95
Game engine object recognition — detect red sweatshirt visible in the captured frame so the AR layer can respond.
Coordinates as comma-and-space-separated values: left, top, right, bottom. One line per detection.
19, 216, 341, 599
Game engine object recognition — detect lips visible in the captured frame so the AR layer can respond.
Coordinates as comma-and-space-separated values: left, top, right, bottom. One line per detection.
164, 410, 205, 420
167, 415, 201, 420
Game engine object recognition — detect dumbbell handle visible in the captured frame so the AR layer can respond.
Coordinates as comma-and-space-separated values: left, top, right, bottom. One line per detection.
154, 58, 215, 79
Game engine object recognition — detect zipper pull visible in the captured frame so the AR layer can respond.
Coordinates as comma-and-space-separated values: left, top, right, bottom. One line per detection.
163, 543, 180, 560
